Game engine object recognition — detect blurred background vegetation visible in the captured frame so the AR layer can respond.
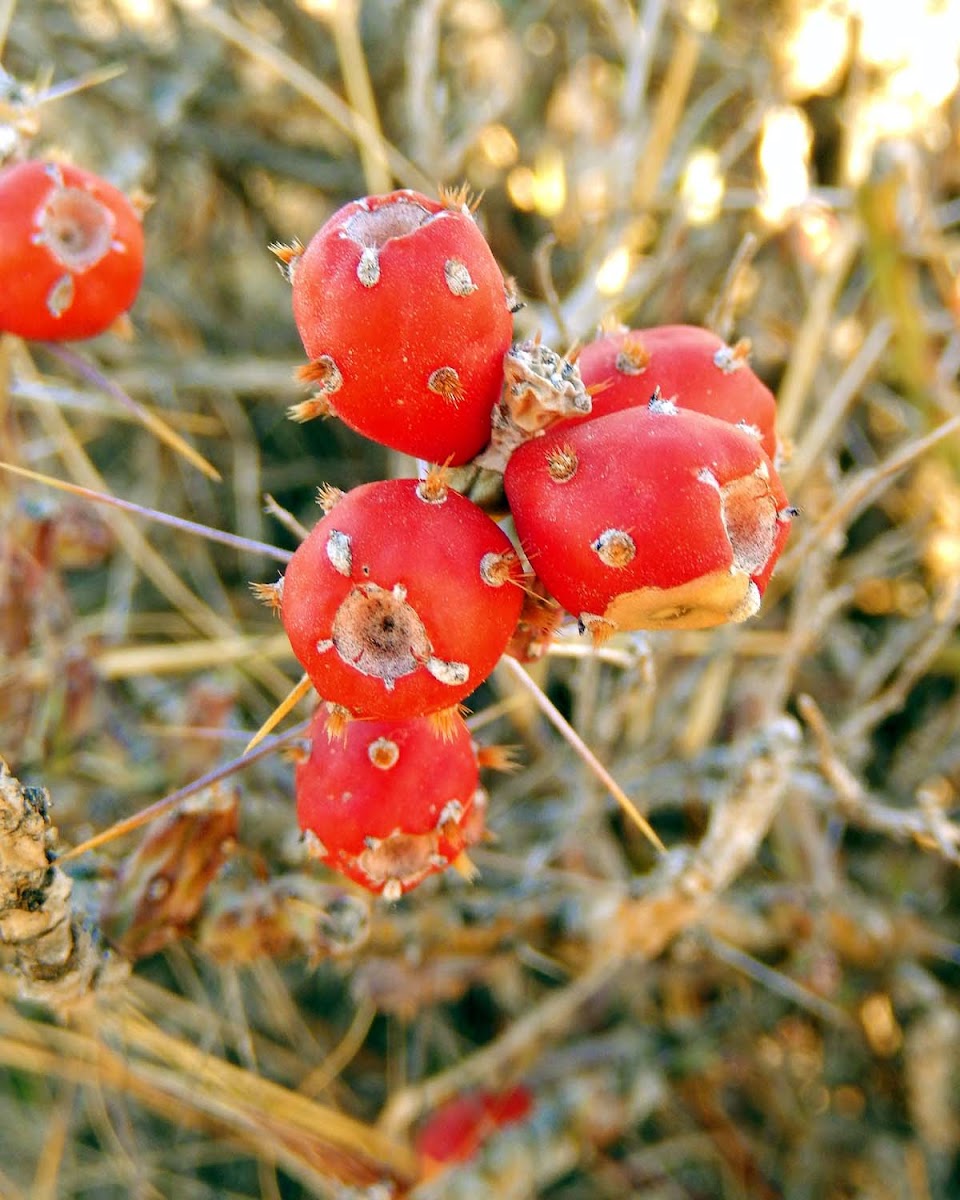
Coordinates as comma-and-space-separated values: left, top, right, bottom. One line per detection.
1, 0, 960, 1196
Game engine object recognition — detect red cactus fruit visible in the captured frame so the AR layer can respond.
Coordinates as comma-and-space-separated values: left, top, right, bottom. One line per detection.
286, 187, 514, 464
275, 473, 524, 723
0, 160, 145, 341
295, 708, 488, 899
415, 1085, 534, 1171
504, 398, 794, 638
573, 324, 779, 462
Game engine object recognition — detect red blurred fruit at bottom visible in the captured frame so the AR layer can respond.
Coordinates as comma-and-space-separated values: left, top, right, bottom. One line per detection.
415, 1086, 534, 1170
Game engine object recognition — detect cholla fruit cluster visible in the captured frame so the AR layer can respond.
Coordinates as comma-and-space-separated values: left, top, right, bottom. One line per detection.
267, 187, 793, 899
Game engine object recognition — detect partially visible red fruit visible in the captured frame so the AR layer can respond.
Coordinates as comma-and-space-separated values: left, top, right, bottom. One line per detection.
276, 475, 524, 722
287, 188, 514, 464
415, 1085, 534, 1171
0, 160, 145, 341
295, 708, 486, 899
504, 399, 793, 638
574, 324, 779, 462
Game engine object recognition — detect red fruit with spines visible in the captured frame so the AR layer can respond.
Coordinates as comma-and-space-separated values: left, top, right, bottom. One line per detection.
287, 187, 514, 465
503, 398, 793, 637
573, 324, 779, 462
0, 160, 145, 341
275, 473, 524, 723
295, 707, 490, 898
415, 1085, 534, 1171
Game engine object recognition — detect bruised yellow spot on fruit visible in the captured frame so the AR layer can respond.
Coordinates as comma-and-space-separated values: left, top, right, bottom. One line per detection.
717, 469, 780, 575
601, 568, 760, 631
368, 737, 400, 770
615, 330, 651, 375
546, 443, 578, 482
699, 465, 780, 575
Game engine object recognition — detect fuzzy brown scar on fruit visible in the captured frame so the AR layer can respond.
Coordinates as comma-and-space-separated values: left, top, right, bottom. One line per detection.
698, 466, 779, 575
322, 582, 468, 691
592, 529, 636, 568
35, 183, 117, 273
326, 530, 352, 576
357, 832, 438, 895
444, 258, 477, 295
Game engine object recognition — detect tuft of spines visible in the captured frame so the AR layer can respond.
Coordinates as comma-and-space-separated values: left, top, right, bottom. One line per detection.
647, 385, 678, 415
416, 463, 450, 505
475, 743, 521, 772
250, 577, 284, 612
297, 354, 343, 393
615, 330, 651, 375
438, 182, 483, 214
427, 365, 466, 407
479, 549, 517, 587
578, 612, 618, 645
316, 483, 345, 513
324, 703, 352, 741
713, 337, 751, 373
269, 238, 304, 283
429, 703, 470, 743
546, 442, 578, 482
